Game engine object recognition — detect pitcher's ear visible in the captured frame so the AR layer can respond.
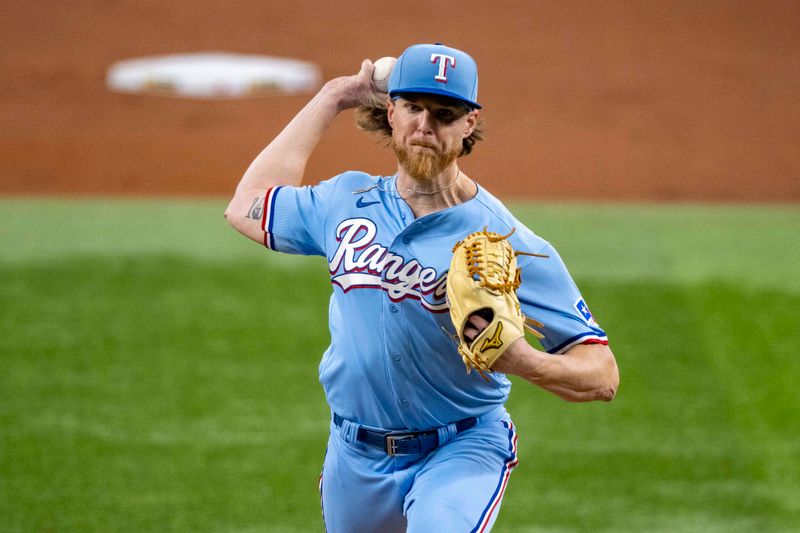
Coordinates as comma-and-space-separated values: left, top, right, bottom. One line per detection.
387, 99, 396, 126
464, 110, 479, 137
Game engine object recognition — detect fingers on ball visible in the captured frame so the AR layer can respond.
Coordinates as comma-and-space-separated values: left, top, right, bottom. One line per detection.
371, 56, 396, 92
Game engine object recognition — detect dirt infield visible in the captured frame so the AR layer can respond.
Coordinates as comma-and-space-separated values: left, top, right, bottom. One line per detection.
1, 0, 798, 201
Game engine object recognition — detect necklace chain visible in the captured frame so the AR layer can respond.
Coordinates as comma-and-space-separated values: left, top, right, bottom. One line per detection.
396, 171, 462, 196
352, 172, 462, 197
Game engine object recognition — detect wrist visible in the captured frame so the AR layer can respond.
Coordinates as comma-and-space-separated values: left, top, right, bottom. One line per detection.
494, 337, 545, 378
311, 82, 344, 112
318, 65, 375, 113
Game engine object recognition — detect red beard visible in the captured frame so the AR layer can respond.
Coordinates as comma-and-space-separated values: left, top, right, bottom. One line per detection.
392, 139, 461, 180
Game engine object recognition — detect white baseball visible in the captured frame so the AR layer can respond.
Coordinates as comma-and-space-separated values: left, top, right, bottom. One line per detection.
371, 56, 396, 93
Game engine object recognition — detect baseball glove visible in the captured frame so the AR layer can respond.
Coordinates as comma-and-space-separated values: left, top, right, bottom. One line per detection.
446, 228, 547, 379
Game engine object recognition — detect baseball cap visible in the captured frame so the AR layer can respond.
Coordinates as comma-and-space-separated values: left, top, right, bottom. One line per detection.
388, 43, 481, 109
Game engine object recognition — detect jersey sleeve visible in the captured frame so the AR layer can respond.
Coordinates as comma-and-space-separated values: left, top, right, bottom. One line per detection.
261, 175, 341, 256
516, 243, 608, 354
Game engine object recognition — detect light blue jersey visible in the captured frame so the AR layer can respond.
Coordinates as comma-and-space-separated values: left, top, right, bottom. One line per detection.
261, 171, 607, 431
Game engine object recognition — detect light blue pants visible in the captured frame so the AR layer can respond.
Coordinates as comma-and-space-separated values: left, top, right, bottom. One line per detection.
319, 407, 519, 532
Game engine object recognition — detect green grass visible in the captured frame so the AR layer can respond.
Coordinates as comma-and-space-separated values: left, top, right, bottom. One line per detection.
1, 198, 799, 532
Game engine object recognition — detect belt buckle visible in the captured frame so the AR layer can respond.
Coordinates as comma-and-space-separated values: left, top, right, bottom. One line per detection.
384, 433, 415, 456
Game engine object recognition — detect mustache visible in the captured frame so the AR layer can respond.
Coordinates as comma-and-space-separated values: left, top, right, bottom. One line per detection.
409, 141, 439, 150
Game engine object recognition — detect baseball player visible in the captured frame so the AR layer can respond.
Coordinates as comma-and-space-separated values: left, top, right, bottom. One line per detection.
225, 43, 619, 532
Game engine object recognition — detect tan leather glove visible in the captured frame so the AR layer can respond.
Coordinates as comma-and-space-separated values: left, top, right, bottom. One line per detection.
446, 228, 546, 379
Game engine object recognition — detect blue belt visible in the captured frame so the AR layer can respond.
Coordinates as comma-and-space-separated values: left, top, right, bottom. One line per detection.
333, 413, 477, 456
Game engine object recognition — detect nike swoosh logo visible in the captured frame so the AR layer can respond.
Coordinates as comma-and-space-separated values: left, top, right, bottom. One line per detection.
356, 197, 381, 208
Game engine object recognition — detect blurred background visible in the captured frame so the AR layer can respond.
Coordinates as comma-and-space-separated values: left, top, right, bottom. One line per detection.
2, 0, 798, 200
2, 1, 799, 532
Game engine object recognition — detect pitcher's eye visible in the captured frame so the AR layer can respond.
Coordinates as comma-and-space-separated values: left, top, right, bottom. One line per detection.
436, 110, 456, 123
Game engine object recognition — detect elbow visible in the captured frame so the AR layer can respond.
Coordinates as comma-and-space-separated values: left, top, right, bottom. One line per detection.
223, 191, 270, 245
577, 351, 619, 403
223, 203, 241, 232
598, 358, 620, 402
570, 379, 617, 403
597, 383, 617, 402
224, 195, 253, 234
223, 201, 238, 227
592, 344, 619, 402
567, 382, 617, 403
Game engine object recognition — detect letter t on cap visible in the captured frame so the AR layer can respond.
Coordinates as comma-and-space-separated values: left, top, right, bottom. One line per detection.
431, 53, 456, 82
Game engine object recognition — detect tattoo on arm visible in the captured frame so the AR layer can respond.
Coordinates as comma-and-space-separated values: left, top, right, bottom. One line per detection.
246, 196, 265, 221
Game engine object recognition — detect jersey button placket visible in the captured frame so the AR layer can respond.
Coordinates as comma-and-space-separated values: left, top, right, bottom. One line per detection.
384, 234, 416, 424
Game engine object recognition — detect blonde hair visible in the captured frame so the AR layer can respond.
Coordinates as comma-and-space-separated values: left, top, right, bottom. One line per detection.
355, 98, 485, 156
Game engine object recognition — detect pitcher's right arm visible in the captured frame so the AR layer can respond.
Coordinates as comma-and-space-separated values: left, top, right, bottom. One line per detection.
225, 60, 377, 243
